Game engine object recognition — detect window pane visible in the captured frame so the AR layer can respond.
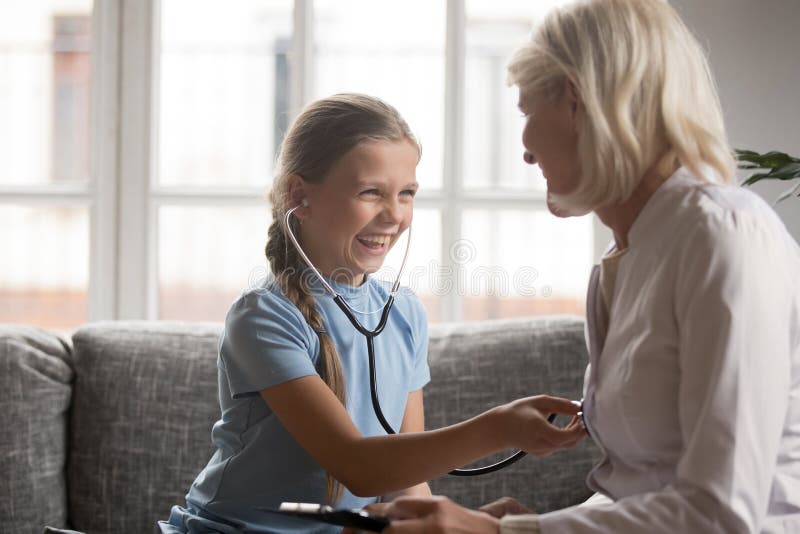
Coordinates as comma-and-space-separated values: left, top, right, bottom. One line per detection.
158, 205, 271, 321
313, 0, 445, 190
0, 1, 93, 185
373, 209, 441, 322
158, 1, 292, 188
463, 0, 567, 191
0, 205, 89, 329
460, 209, 591, 320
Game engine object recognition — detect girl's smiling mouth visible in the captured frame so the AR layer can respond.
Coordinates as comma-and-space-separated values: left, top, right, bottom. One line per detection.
356, 233, 394, 254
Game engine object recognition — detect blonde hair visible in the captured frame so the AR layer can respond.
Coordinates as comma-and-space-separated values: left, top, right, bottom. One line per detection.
265, 93, 418, 503
507, 0, 735, 214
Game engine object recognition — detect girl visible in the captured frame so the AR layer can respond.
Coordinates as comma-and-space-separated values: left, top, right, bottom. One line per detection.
160, 93, 584, 533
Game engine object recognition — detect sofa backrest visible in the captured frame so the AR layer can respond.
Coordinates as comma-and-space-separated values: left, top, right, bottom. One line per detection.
425, 316, 594, 511
68, 321, 222, 534
1, 316, 593, 533
0, 325, 73, 534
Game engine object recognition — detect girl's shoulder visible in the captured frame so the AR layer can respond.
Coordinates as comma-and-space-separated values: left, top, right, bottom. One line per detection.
365, 278, 428, 325
225, 276, 307, 331
219, 277, 319, 362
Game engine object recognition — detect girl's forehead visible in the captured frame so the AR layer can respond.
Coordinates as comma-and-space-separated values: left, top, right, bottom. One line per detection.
323, 139, 419, 184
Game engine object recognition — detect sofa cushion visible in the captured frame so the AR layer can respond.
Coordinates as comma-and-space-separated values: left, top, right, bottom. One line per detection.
425, 316, 594, 512
0, 325, 73, 534
68, 321, 222, 534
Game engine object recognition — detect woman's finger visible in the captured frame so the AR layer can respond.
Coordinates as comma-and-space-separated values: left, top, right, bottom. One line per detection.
478, 496, 532, 517
384, 499, 500, 534
382, 496, 448, 521
384, 517, 431, 533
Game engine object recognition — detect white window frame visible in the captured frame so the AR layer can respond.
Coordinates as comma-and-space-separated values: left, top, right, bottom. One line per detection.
0, 0, 608, 323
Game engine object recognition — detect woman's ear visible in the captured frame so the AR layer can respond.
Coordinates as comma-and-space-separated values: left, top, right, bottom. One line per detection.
566, 79, 583, 127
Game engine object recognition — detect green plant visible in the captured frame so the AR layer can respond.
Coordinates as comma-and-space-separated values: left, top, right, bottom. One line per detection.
735, 149, 800, 203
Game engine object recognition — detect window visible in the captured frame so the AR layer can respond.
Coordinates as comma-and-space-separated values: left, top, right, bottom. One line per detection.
155, 1, 292, 321
0, 2, 93, 329
1, 0, 596, 329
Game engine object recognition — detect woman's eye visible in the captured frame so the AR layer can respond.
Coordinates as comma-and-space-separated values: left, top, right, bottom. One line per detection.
360, 189, 381, 197
400, 189, 417, 198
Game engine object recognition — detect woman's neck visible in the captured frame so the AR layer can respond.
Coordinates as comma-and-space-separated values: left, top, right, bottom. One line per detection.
595, 164, 676, 250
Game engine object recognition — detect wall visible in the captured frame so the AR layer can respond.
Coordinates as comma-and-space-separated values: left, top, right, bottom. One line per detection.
671, 0, 800, 243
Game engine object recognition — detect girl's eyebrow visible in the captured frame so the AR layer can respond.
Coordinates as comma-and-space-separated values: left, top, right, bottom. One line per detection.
356, 180, 419, 189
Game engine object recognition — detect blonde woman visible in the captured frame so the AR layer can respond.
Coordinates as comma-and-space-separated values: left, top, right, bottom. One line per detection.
377, 0, 800, 532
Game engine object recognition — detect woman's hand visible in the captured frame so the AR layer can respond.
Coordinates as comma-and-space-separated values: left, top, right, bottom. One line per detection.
497, 395, 585, 455
379, 496, 500, 534
344, 495, 531, 533
478, 496, 532, 518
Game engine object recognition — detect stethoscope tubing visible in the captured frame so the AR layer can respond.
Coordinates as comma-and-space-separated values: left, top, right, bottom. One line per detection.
335, 293, 531, 476
286, 206, 529, 476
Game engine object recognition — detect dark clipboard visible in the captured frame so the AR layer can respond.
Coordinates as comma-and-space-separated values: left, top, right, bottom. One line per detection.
256, 502, 389, 532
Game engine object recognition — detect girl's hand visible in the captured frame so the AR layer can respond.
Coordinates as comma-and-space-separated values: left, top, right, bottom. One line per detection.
380, 496, 500, 534
498, 395, 585, 455
478, 496, 532, 518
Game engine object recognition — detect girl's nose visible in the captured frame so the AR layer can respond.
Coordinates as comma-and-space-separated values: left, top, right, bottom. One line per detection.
523, 151, 536, 165
382, 199, 404, 223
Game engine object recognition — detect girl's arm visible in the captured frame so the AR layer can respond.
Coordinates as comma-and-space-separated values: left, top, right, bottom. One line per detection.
259, 377, 583, 497
388, 389, 432, 499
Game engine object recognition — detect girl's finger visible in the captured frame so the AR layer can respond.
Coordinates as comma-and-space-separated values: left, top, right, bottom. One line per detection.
534, 395, 581, 415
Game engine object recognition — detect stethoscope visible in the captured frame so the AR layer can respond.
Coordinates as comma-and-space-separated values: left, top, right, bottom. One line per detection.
285, 204, 532, 476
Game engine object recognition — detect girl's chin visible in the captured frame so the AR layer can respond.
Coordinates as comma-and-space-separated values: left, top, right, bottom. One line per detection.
331, 262, 382, 285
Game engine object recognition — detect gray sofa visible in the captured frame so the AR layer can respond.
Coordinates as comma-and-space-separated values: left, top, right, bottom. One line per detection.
1, 316, 594, 534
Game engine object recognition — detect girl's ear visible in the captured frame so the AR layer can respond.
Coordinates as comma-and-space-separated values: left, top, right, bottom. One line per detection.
287, 175, 309, 217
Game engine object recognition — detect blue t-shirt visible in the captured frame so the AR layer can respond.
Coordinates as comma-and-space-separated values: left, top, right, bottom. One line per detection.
167, 274, 430, 533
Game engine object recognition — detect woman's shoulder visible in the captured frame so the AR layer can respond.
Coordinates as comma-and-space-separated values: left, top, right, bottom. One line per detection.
687, 183, 794, 249
669, 177, 800, 275
693, 181, 775, 220
660, 169, 790, 242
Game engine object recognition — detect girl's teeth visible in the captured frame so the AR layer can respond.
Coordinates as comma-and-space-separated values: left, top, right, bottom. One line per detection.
359, 235, 390, 246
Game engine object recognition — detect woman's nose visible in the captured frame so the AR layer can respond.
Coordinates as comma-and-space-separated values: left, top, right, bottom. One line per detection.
523, 151, 536, 165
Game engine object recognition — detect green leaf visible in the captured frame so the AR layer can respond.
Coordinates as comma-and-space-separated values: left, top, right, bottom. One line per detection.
743, 172, 772, 186
735, 149, 799, 170
736, 149, 800, 203
762, 162, 800, 181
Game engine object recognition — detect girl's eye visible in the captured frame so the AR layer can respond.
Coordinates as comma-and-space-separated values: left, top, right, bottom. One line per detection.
360, 189, 381, 197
